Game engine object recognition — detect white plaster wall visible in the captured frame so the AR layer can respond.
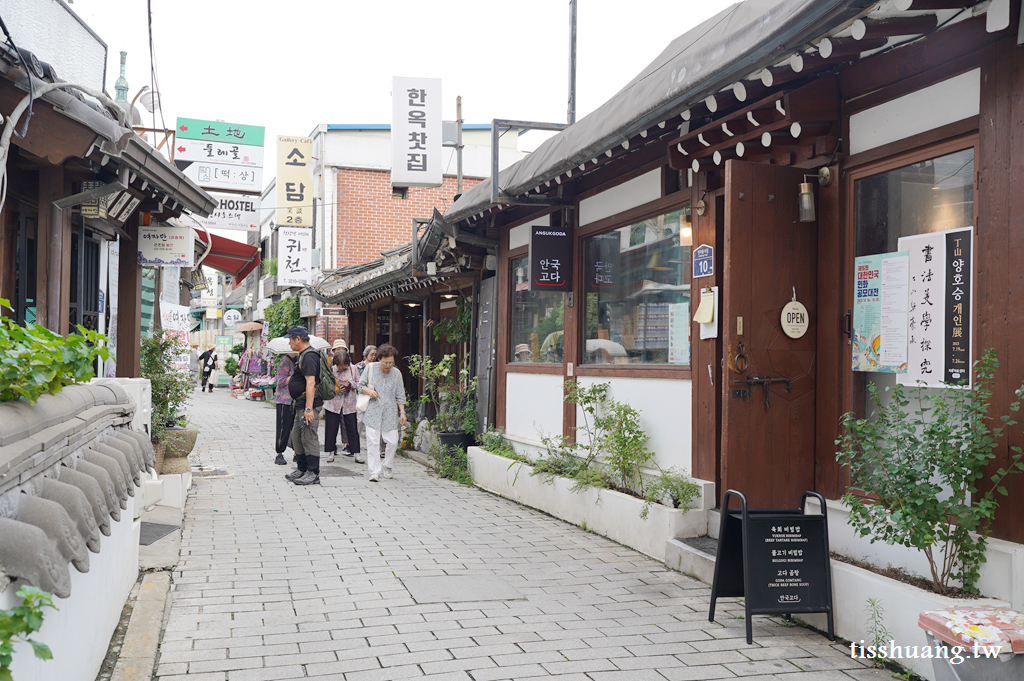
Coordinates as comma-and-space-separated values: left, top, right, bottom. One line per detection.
849, 69, 980, 155
575, 376, 693, 473
579, 169, 662, 227
504, 372, 564, 456
1, 503, 140, 681
323, 130, 523, 177
0, 0, 106, 91
508, 215, 550, 251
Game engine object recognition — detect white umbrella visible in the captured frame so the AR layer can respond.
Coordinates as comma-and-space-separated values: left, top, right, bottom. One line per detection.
586, 339, 628, 357
267, 335, 330, 354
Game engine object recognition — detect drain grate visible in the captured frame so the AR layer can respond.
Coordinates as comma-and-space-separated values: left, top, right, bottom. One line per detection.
193, 467, 232, 478
139, 522, 179, 545
319, 466, 361, 478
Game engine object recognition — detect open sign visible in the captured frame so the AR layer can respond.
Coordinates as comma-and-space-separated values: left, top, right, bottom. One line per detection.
781, 301, 809, 339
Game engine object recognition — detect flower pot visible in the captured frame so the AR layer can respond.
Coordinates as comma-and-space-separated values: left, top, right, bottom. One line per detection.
436, 431, 473, 453
163, 427, 198, 458
152, 440, 166, 476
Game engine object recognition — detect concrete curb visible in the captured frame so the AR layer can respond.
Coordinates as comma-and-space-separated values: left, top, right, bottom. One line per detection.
400, 448, 434, 470
110, 572, 171, 681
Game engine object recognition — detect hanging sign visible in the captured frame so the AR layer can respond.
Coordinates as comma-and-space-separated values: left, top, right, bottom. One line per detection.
175, 117, 265, 193
780, 301, 809, 339
391, 76, 443, 188
194, 193, 261, 232
80, 180, 108, 218
897, 227, 972, 388
223, 310, 242, 327
693, 244, 714, 279
278, 226, 313, 286
585, 232, 619, 293
190, 268, 209, 291
276, 136, 315, 227
138, 223, 194, 267
529, 224, 573, 291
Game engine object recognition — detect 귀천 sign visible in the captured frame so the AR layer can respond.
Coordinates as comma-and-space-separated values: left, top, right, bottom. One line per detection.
278, 226, 312, 286
277, 136, 315, 227
138, 223, 194, 267
194, 192, 260, 232
391, 76, 442, 188
529, 224, 573, 292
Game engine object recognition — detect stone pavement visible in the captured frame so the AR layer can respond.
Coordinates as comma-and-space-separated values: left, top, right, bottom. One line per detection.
156, 391, 893, 681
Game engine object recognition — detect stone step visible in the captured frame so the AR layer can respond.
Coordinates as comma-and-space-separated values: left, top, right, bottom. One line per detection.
665, 536, 716, 585
708, 508, 721, 539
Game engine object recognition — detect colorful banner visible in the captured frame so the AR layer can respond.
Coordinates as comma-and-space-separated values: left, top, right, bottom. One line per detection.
852, 251, 908, 373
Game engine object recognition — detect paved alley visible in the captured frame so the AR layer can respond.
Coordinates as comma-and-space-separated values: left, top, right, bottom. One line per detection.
156, 393, 890, 681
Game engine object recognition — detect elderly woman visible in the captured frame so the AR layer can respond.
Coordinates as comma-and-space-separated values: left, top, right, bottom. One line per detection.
323, 348, 361, 463
357, 343, 406, 482
354, 344, 377, 461
272, 353, 297, 465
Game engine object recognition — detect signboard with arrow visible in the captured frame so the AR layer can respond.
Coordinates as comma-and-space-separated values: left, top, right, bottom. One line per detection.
174, 117, 265, 193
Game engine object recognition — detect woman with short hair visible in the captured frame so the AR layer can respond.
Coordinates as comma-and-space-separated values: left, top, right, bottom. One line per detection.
323, 348, 361, 463
357, 343, 407, 482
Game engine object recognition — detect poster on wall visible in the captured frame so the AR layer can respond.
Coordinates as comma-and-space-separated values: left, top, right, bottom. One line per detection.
898, 227, 972, 388
160, 301, 193, 371
852, 252, 909, 373
105, 240, 120, 377
668, 301, 690, 365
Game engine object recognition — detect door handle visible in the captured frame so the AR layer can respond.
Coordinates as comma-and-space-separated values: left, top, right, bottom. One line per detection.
843, 309, 852, 339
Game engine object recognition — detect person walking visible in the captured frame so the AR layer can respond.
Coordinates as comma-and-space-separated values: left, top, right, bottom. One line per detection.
283, 326, 324, 486
357, 343, 406, 482
354, 344, 377, 461
272, 353, 297, 466
188, 344, 201, 388
199, 345, 217, 392
324, 347, 360, 463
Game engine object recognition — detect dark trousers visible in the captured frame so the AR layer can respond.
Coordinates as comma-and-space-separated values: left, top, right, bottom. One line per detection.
275, 404, 293, 454
324, 410, 342, 452
341, 412, 359, 454
201, 372, 213, 390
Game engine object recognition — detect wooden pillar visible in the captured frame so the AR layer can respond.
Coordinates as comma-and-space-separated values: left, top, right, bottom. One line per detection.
36, 167, 59, 330
116, 215, 142, 377
0, 201, 14, 308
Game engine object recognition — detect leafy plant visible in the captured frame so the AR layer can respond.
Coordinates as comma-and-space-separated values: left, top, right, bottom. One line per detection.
479, 428, 527, 462
0, 585, 57, 680
435, 444, 472, 485
140, 330, 194, 443
602, 400, 655, 495
231, 343, 245, 356
433, 296, 471, 344
837, 349, 1024, 594
0, 299, 110, 403
224, 357, 240, 377
865, 598, 892, 667
262, 257, 278, 276
641, 468, 701, 519
264, 295, 302, 342
407, 353, 477, 434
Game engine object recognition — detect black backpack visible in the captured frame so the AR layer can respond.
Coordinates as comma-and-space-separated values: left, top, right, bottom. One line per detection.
297, 348, 338, 402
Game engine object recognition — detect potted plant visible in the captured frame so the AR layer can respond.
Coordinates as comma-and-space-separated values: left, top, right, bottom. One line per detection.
140, 330, 196, 472
407, 353, 477, 452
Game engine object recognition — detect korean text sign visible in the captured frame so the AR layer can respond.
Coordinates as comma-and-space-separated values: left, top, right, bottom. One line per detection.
195, 193, 261, 232
160, 301, 192, 370
277, 136, 315, 227
138, 224, 194, 267
176, 117, 265, 193
278, 227, 312, 286
529, 225, 573, 292
391, 76, 442, 188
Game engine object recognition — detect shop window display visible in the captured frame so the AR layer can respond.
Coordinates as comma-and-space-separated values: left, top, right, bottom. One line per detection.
583, 207, 692, 365
510, 255, 564, 363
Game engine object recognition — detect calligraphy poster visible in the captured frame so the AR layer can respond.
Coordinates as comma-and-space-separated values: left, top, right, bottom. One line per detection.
391, 76, 442, 187
278, 227, 312, 286
668, 302, 690, 365
898, 228, 972, 388
160, 301, 192, 371
852, 252, 908, 373
276, 136, 315, 227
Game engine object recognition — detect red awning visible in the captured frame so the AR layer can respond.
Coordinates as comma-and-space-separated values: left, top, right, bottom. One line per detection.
194, 230, 261, 281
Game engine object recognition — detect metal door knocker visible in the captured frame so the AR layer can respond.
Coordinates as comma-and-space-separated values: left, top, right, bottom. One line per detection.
735, 341, 749, 374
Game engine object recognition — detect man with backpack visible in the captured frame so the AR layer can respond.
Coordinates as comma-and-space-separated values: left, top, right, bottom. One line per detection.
282, 326, 334, 486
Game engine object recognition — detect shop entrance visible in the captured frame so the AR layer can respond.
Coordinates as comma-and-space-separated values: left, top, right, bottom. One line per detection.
719, 161, 818, 508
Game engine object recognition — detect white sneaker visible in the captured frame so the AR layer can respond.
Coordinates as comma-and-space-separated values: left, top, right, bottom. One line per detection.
325, 453, 335, 463
369, 472, 379, 482
383, 466, 393, 479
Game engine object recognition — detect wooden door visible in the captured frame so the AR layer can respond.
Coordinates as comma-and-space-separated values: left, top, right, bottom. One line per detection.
721, 161, 817, 509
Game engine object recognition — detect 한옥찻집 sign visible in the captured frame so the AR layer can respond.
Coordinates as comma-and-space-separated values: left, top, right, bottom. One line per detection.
391, 76, 442, 188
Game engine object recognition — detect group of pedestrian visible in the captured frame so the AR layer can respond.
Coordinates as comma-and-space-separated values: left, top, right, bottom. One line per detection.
275, 326, 407, 486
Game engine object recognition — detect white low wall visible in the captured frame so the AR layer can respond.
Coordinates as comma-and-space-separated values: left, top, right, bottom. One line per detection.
2, 495, 141, 681
800, 561, 1009, 681
504, 372, 564, 458
469, 446, 705, 562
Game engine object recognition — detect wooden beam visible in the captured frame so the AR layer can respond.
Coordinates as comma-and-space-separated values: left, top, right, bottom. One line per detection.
815, 36, 888, 61
116, 215, 142, 378
852, 15, 939, 41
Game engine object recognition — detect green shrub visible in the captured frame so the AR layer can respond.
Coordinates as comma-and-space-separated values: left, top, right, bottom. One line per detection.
435, 444, 472, 485
0, 299, 110, 403
479, 428, 527, 461
262, 257, 278, 276
0, 585, 57, 679
224, 357, 240, 377
837, 349, 1024, 594
641, 468, 701, 519
140, 330, 194, 443
264, 295, 302, 342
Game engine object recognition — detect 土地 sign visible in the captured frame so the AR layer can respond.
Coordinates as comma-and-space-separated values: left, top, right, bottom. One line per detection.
174, 117, 265, 193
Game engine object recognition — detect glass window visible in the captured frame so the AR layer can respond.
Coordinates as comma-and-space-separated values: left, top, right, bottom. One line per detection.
583, 207, 692, 365
510, 255, 564, 363
852, 146, 975, 485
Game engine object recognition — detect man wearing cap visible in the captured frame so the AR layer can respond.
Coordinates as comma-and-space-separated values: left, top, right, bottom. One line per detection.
283, 326, 323, 486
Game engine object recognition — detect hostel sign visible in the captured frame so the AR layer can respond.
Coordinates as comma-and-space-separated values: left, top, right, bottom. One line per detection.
391, 76, 442, 187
